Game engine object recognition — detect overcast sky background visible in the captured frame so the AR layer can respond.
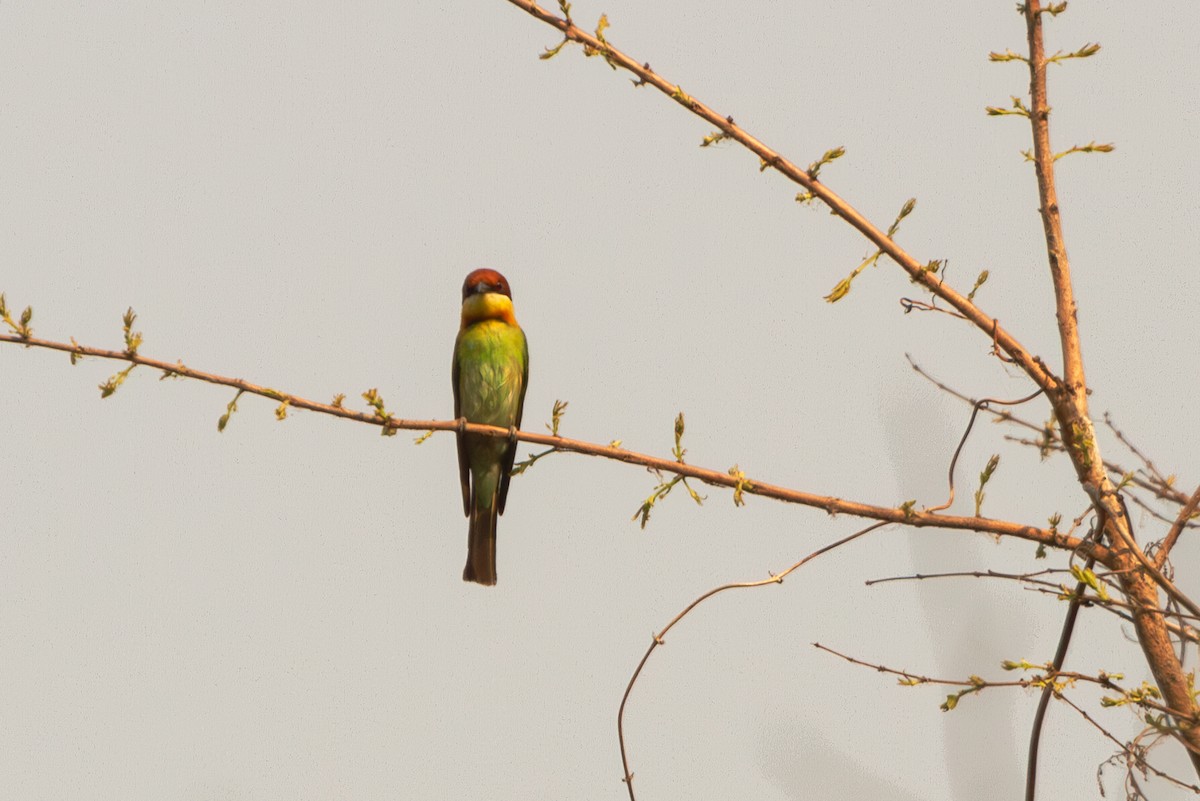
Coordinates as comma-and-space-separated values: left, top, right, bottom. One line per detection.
2, 3, 1198, 799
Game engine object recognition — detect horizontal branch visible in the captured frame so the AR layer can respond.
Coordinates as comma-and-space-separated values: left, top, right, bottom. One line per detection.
0, 331, 1109, 562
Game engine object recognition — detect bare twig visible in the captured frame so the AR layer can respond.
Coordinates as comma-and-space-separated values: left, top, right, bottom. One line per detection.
925, 387, 1044, 514
814, 643, 1196, 722
616, 522, 886, 800
1105, 412, 1175, 492
1110, 495, 1200, 621
1057, 694, 1200, 795
910, 355, 1186, 507
865, 568, 1068, 588
1154, 483, 1200, 570
1023, 587, 1200, 646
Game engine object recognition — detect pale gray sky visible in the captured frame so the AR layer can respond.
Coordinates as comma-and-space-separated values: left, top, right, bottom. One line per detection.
2, 3, 1198, 799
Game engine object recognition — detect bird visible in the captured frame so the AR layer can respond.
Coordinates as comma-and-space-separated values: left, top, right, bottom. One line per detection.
452, 269, 529, 586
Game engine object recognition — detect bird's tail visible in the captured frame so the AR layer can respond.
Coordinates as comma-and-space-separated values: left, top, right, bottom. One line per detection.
463, 490, 499, 586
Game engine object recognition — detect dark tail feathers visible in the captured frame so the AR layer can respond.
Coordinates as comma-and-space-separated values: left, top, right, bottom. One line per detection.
462, 495, 498, 586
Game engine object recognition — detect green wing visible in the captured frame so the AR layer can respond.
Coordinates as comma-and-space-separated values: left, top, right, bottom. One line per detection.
496, 331, 529, 515
452, 332, 471, 516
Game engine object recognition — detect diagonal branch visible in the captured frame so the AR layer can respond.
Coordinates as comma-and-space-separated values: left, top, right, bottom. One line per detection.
1155, 483, 1200, 570
504, 0, 1059, 395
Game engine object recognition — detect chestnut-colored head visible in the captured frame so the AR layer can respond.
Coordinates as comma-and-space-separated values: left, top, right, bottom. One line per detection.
459, 269, 517, 328
462, 269, 512, 301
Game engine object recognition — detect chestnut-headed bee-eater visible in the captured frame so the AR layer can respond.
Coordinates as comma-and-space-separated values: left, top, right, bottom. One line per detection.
452, 269, 529, 586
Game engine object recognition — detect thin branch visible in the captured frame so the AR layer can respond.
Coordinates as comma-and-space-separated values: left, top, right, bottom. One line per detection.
814, 643, 1197, 722
925, 387, 1044, 513
1110, 495, 1200, 621
1023, 587, 1200, 646
867, 567, 1200, 643
1027, 534, 1097, 801
0, 331, 1108, 560
616, 522, 887, 800
812, 643, 1154, 698
1056, 694, 1200, 796
865, 568, 1068, 588
1123, 486, 1200, 531
1104, 412, 1175, 492
506, 0, 1060, 395
1154, 483, 1200, 570
909, 355, 1187, 507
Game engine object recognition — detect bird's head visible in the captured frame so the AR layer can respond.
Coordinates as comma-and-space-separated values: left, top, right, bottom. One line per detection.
460, 269, 517, 326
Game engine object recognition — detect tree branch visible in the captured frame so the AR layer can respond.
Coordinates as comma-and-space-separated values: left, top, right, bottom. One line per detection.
618, 522, 885, 801
1154, 483, 1200, 570
0, 330, 1103, 561
1021, 1, 1200, 772
1024, 0, 1086, 401
505, 0, 1060, 395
